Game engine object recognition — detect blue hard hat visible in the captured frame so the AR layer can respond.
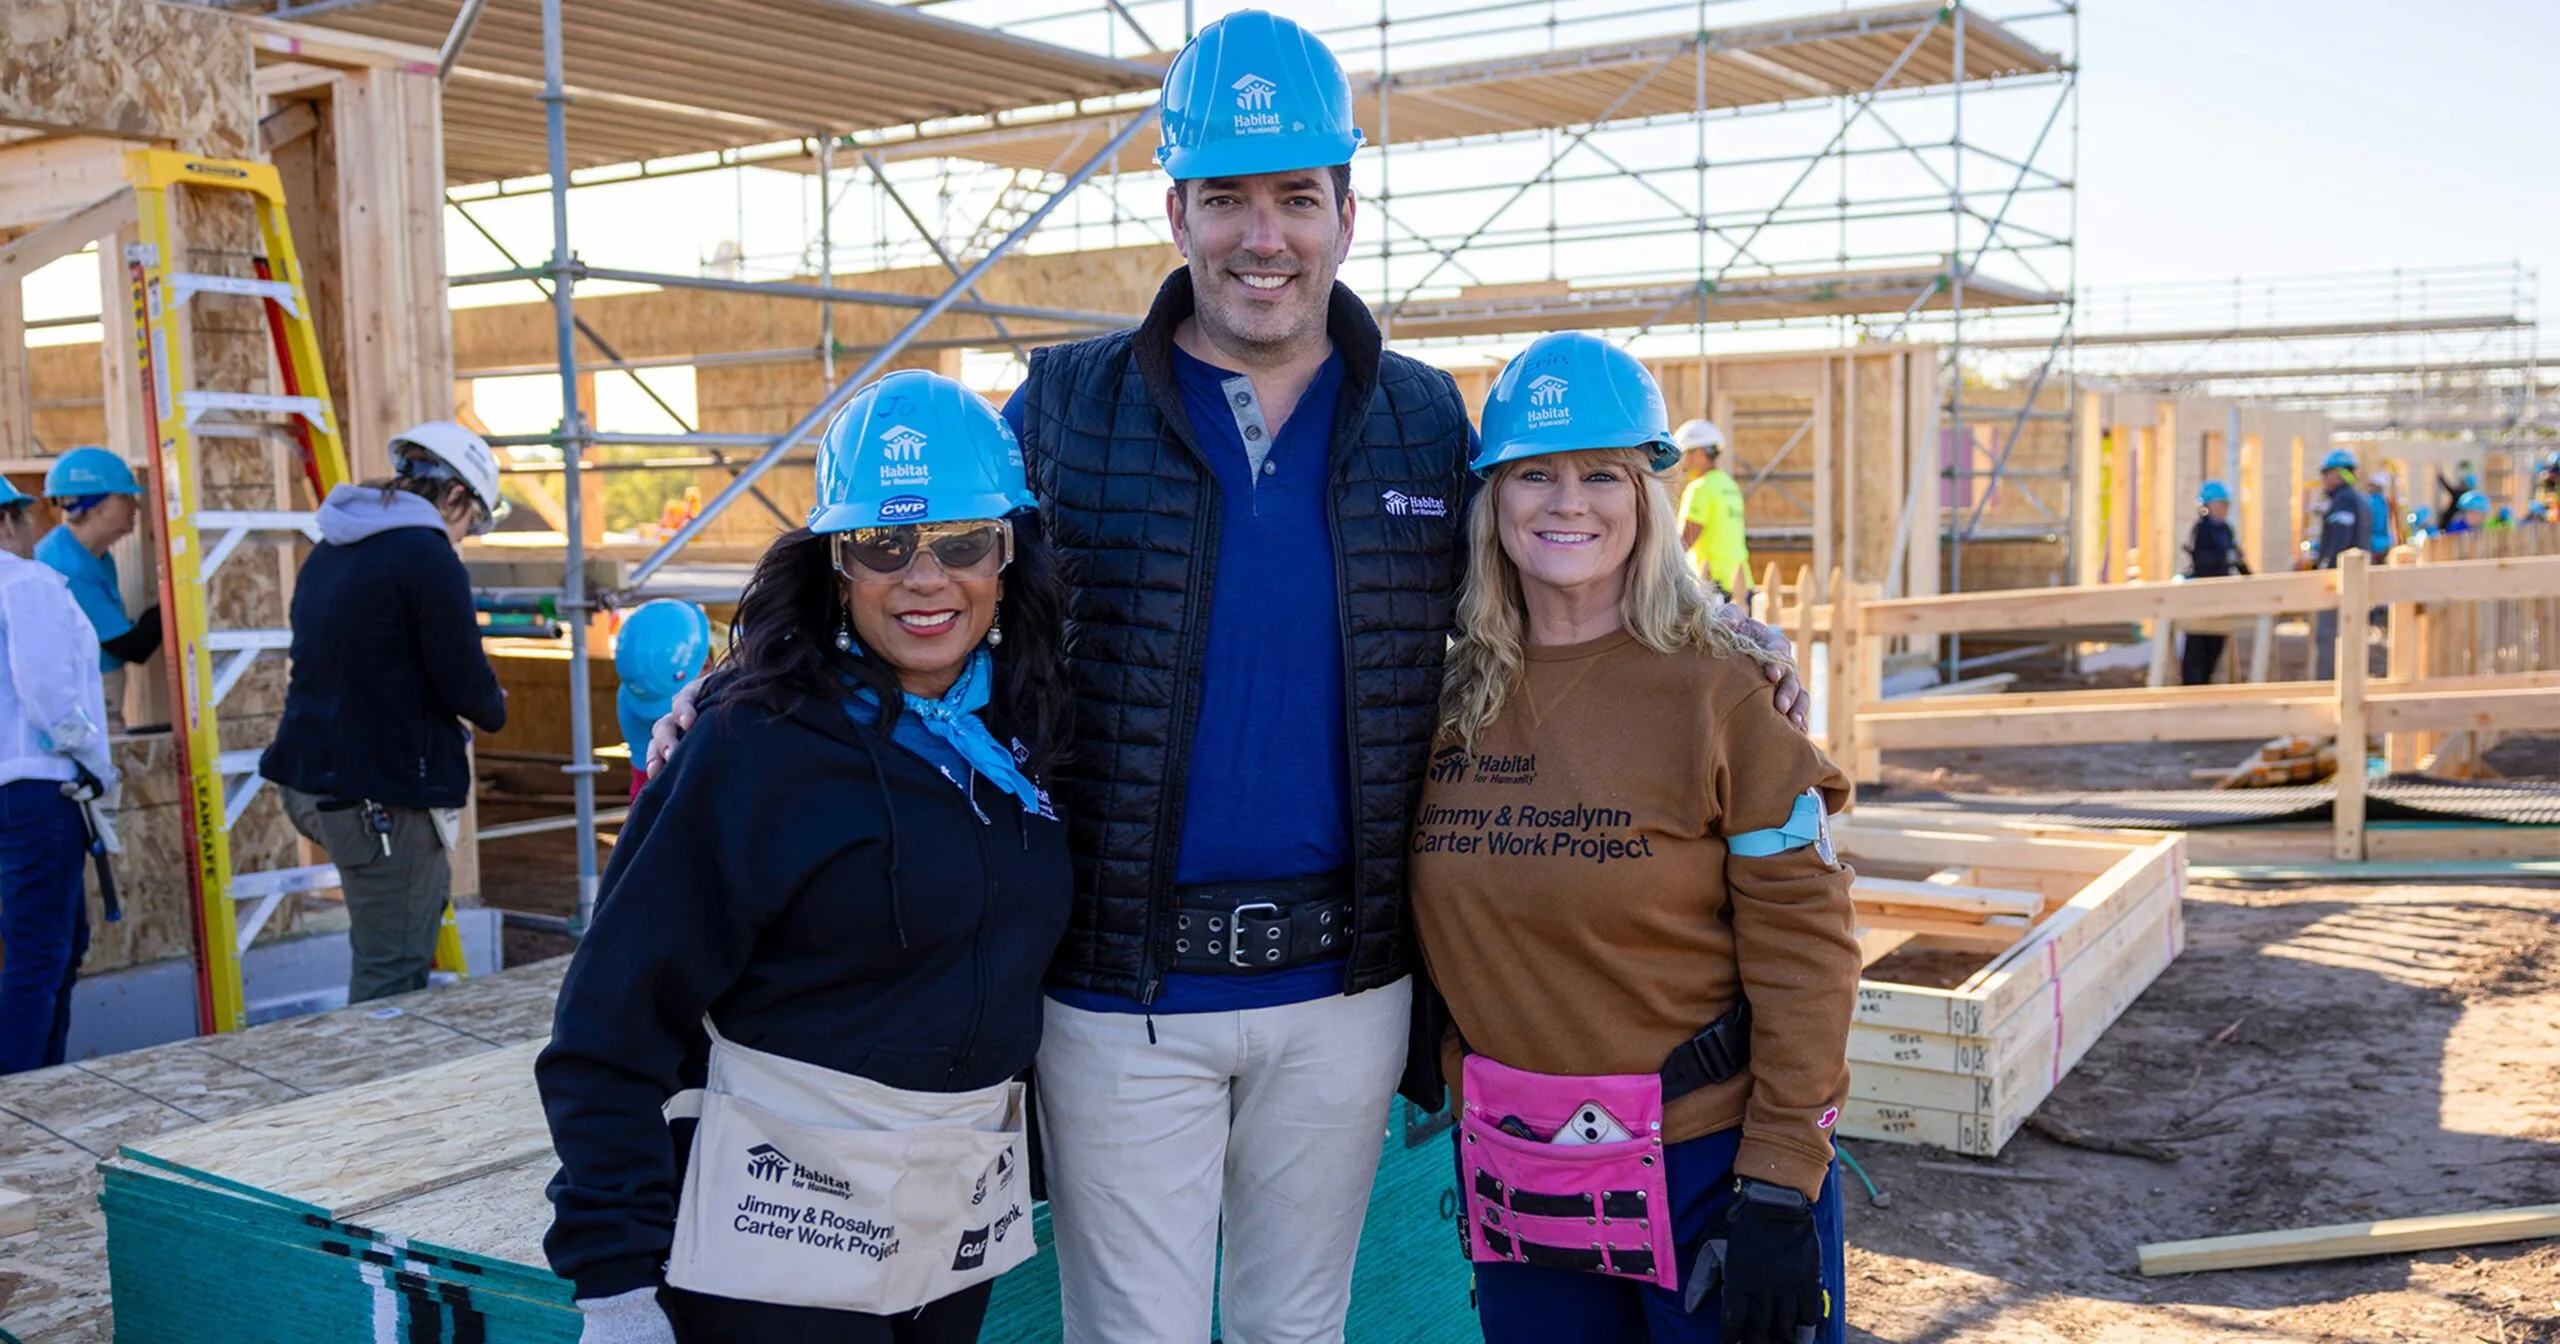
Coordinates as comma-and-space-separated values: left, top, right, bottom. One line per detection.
808, 370, 1033, 534
0, 476, 30, 509
44, 446, 143, 501
1474, 332, 1678, 476
2198, 480, 2231, 505
2318, 448, 2357, 473
1156, 9, 1364, 181
614, 599, 712, 701
2458, 490, 2490, 513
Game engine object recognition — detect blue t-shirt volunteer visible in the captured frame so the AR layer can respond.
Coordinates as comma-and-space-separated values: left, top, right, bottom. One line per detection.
1007, 344, 1354, 1014
35, 525, 132, 674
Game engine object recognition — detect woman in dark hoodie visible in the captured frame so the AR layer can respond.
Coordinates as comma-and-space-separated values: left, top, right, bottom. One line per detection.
537, 370, 1072, 1344
259, 422, 508, 1003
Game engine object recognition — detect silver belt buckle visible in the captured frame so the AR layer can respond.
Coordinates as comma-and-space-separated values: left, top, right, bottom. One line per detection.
1228, 901, 1281, 968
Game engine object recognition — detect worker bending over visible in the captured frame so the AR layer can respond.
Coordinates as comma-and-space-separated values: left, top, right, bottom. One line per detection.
259, 424, 507, 1003
1676, 419, 1751, 603
0, 476, 119, 1073
34, 447, 160, 723
2180, 481, 2249, 685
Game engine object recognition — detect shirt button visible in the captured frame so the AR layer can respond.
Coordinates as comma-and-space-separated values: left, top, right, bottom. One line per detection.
1244, 425, 1263, 440
1233, 392, 1251, 407
1262, 461, 1277, 476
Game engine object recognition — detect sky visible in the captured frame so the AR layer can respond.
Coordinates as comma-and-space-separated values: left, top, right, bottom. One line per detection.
17, 0, 2557, 431
2074, 0, 2557, 298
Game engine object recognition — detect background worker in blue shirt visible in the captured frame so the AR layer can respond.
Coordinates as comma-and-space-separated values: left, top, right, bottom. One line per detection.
0, 475, 120, 1074
34, 447, 160, 720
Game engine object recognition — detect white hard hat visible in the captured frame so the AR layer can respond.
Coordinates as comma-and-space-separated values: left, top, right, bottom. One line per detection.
1673, 418, 1725, 453
2369, 469, 2393, 491
388, 420, 506, 536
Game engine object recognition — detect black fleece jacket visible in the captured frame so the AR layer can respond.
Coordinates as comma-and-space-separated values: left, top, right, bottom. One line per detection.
536, 695, 1071, 1301
259, 525, 504, 808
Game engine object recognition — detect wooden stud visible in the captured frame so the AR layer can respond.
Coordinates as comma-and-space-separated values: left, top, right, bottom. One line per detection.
2138, 1204, 2560, 1277
0, 283, 28, 460
2070, 390, 2102, 587
2332, 549, 2369, 861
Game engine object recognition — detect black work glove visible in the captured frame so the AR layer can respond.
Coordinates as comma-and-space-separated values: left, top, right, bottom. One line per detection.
1698, 1176, 1827, 1344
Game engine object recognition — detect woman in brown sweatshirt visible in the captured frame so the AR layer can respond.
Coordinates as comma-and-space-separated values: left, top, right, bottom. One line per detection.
1410, 332, 1859, 1344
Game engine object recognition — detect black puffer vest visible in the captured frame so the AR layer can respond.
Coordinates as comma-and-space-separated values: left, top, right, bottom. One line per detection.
1018, 269, 1474, 1007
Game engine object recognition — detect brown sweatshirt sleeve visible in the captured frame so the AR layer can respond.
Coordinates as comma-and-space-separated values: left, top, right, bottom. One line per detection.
1712, 680, 1860, 1198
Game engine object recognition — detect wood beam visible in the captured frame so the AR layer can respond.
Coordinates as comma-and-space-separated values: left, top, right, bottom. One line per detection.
2138, 1204, 2560, 1277
0, 137, 134, 232
1862, 698, 2336, 752
0, 186, 135, 283
1864, 569, 2338, 638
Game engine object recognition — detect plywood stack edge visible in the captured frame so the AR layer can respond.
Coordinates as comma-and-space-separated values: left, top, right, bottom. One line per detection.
1833, 820, 2188, 1156
101, 1040, 580, 1343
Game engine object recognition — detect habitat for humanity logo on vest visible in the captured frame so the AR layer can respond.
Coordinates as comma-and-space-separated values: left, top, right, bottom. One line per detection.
742, 1141, 854, 1201
1526, 374, 1571, 428
1382, 489, 1448, 518
1232, 73, 1280, 133
878, 424, 931, 486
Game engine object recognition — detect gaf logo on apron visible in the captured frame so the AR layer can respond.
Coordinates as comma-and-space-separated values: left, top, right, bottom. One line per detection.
663, 1019, 1033, 1313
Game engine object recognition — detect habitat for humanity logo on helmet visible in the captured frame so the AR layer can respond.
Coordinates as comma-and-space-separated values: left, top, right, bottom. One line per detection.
1232, 73, 1280, 133
1526, 374, 1572, 428
878, 424, 931, 487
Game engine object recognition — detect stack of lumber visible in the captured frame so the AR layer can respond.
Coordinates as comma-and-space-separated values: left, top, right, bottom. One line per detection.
100, 1042, 580, 1341
2207, 735, 2337, 788
1834, 820, 2188, 1156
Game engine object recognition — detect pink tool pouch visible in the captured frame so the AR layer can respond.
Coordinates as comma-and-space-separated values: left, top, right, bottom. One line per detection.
1456, 1053, 1674, 1290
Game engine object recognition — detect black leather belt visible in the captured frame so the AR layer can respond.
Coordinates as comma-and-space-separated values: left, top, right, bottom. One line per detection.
1167, 872, 1352, 975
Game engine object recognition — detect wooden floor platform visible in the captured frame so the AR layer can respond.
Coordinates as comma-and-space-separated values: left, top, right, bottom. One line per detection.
0, 959, 566, 1343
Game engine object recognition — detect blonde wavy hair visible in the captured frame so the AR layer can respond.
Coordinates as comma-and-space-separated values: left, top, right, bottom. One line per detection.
1437, 447, 1791, 750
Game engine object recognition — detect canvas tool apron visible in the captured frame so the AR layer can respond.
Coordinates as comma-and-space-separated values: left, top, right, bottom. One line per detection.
662, 1019, 1033, 1314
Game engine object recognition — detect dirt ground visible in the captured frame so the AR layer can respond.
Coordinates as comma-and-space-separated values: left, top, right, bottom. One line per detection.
1835, 879, 2560, 1343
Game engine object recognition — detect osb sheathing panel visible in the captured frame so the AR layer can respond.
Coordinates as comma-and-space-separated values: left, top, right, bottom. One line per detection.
65, 733, 303, 977
29, 340, 104, 450
1, 0, 255, 156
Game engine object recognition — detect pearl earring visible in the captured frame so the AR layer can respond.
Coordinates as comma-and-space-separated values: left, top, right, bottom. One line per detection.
834, 608, 853, 652
985, 603, 1003, 648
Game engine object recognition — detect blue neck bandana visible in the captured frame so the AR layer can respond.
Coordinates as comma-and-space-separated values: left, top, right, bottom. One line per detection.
855, 648, 1044, 815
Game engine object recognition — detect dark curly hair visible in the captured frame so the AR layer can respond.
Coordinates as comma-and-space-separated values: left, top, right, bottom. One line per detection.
701, 512, 1072, 775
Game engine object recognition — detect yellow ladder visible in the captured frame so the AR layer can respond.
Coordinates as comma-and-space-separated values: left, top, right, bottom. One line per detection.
123, 151, 466, 1034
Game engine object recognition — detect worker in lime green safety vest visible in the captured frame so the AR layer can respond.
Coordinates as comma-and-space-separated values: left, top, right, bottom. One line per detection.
1675, 418, 1750, 603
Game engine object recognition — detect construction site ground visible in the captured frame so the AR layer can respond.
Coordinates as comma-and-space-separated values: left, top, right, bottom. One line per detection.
8, 744, 2559, 1341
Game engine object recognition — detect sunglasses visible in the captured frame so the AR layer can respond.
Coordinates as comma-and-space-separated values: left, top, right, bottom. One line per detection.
832, 520, 1013, 582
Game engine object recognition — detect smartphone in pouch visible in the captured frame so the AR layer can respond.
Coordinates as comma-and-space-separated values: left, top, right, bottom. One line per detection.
1550, 1101, 1634, 1146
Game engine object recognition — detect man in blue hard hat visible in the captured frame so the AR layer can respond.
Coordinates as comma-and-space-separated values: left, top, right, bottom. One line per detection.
990, 11, 1810, 1343
35, 447, 161, 720
2180, 481, 2248, 685
2307, 447, 2371, 679
612, 599, 710, 798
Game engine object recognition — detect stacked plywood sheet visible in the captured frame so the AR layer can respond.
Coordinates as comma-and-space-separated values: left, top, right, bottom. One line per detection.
1834, 820, 2189, 1156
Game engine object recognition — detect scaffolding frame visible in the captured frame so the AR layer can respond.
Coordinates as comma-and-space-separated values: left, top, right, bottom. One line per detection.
438, 0, 2079, 925
463, 0, 1162, 930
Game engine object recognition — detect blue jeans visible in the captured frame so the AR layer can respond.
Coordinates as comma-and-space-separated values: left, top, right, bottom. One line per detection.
1470, 1127, 1848, 1344
0, 778, 90, 1074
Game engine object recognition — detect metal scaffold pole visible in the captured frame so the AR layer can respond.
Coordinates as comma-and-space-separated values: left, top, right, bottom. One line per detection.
540, 0, 602, 928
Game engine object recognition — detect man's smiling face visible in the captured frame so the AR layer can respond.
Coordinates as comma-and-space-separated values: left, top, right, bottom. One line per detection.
1167, 167, 1356, 361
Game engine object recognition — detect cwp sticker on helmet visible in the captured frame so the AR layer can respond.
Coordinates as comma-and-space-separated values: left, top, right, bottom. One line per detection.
877, 495, 929, 523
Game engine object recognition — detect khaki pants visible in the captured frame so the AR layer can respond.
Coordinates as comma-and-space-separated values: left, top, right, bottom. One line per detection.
281, 786, 451, 1003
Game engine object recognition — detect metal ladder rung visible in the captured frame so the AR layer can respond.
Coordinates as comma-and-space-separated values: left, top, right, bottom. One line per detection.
197, 511, 322, 581
169, 272, 302, 317
231, 863, 340, 958
179, 390, 333, 432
